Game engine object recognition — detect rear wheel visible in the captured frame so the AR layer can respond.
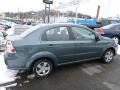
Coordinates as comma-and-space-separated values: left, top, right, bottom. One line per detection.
112, 36, 119, 44
102, 49, 114, 63
33, 59, 53, 77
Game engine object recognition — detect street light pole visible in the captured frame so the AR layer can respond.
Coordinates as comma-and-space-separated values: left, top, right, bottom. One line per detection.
43, 0, 53, 23
58, 3, 62, 18
48, 4, 50, 23
44, 4, 47, 23
75, 0, 79, 19
75, 0, 79, 24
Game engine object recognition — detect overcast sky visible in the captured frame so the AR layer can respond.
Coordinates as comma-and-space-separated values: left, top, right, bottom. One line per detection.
0, 0, 119, 18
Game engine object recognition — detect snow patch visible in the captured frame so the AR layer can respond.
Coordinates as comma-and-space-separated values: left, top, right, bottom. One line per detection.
24, 80, 30, 84
0, 83, 17, 90
27, 74, 35, 79
0, 53, 18, 85
117, 45, 120, 55
19, 84, 22, 87
0, 87, 6, 90
6, 28, 14, 36
6, 24, 15, 36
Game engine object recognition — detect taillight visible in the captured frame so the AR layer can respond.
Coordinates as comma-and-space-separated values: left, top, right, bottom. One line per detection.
6, 40, 16, 53
97, 28, 105, 34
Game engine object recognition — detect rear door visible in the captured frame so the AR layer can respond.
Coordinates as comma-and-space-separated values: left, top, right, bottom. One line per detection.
41, 26, 75, 64
70, 26, 103, 61
103, 25, 120, 38
111, 25, 120, 36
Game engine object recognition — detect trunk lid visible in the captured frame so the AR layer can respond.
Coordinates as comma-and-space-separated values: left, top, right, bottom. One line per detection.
6, 35, 21, 41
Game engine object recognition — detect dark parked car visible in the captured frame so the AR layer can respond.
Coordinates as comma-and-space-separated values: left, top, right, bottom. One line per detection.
95, 23, 120, 44
4, 23, 117, 77
82, 22, 102, 30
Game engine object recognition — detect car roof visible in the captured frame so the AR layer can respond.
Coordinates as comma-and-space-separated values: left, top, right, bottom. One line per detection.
37, 23, 88, 29
20, 23, 92, 38
102, 23, 120, 29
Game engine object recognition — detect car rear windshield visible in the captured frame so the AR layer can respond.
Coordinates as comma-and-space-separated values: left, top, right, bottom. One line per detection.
20, 24, 45, 38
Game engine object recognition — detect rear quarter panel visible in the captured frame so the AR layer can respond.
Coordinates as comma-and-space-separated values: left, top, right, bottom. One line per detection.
11, 29, 42, 68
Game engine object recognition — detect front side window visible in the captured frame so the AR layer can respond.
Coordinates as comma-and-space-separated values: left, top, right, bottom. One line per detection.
45, 27, 70, 41
71, 27, 95, 40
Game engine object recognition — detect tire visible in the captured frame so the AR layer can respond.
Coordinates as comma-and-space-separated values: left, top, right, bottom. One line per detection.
112, 36, 119, 44
33, 59, 53, 77
102, 49, 114, 63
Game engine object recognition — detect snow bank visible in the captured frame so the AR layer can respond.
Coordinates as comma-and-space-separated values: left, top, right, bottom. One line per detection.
0, 83, 17, 90
0, 53, 18, 85
6, 24, 15, 35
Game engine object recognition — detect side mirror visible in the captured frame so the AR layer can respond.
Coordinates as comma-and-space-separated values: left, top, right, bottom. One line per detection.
95, 34, 100, 41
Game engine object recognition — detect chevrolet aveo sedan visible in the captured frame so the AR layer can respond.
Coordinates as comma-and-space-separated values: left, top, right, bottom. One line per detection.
4, 23, 118, 77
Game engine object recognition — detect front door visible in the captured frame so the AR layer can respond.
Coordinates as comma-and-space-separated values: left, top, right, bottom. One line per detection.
71, 26, 103, 61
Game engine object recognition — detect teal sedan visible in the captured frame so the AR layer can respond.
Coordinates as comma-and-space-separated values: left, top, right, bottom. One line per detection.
4, 23, 118, 77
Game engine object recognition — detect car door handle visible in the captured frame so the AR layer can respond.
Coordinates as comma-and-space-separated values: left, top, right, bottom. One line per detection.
48, 44, 53, 47
79, 43, 84, 44
74, 43, 84, 46
75, 43, 84, 45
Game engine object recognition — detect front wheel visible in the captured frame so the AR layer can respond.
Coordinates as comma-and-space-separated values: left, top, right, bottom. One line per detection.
102, 49, 114, 63
33, 59, 53, 77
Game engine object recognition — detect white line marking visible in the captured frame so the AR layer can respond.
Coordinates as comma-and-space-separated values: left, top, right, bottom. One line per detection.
103, 82, 120, 90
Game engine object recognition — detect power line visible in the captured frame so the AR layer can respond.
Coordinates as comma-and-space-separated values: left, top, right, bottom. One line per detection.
53, 0, 80, 10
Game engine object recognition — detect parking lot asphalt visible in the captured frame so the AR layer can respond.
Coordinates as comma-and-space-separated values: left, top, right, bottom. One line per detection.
2, 54, 119, 90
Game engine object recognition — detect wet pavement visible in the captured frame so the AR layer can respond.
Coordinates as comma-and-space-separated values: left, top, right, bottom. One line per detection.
1, 54, 120, 90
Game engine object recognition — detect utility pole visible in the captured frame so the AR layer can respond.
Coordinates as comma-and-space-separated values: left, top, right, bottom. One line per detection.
96, 5, 100, 19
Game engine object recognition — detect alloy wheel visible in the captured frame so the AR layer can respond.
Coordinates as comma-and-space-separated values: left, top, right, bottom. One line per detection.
36, 62, 50, 76
33, 60, 53, 77
104, 50, 114, 63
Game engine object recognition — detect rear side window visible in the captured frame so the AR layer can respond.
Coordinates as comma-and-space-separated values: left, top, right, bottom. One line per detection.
113, 25, 120, 30
102, 24, 115, 29
44, 27, 70, 41
20, 24, 45, 38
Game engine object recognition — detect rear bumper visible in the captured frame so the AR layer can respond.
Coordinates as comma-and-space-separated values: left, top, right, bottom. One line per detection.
4, 52, 28, 70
